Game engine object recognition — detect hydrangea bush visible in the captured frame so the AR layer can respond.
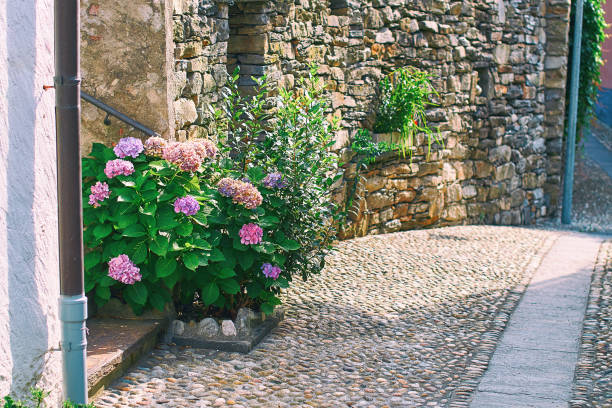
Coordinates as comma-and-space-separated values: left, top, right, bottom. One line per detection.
83, 68, 340, 317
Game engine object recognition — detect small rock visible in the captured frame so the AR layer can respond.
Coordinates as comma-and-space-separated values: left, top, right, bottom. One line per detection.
172, 320, 185, 336
197, 318, 219, 338
235, 308, 256, 335
221, 320, 237, 337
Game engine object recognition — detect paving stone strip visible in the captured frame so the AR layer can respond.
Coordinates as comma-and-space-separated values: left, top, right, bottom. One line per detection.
469, 233, 607, 408
570, 239, 612, 408
94, 226, 558, 408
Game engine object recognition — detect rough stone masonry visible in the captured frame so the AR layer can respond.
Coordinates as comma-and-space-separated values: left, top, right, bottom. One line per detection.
81, 0, 571, 238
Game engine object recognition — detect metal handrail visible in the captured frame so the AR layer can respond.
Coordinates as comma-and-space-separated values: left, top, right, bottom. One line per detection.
80, 91, 160, 137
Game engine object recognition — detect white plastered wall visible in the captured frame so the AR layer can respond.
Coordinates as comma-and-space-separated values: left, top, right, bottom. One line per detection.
0, 0, 62, 403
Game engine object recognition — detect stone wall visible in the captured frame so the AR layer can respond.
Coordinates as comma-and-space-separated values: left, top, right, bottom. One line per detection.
172, 0, 230, 140
209, 0, 570, 238
0, 0, 62, 403
81, 0, 571, 238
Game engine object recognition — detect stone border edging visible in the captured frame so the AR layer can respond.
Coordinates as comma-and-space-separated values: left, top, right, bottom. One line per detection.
447, 232, 560, 407
173, 310, 284, 354
570, 239, 611, 407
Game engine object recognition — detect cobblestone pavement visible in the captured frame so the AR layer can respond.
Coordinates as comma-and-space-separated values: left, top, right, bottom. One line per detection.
95, 226, 558, 408
571, 239, 612, 408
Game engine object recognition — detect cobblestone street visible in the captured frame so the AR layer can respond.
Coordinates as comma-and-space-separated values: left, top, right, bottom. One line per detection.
94, 226, 574, 408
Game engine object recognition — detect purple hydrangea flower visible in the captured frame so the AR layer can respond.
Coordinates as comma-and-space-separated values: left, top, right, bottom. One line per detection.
108, 254, 141, 285
104, 159, 135, 179
262, 172, 288, 189
261, 263, 281, 280
239, 223, 263, 245
217, 177, 240, 197
174, 195, 200, 216
114, 137, 144, 158
88, 181, 111, 207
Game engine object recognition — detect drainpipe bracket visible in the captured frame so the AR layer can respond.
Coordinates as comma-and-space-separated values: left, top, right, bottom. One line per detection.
54, 75, 81, 87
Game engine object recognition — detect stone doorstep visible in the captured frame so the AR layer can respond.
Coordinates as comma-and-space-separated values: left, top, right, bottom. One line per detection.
86, 318, 168, 399
173, 312, 283, 354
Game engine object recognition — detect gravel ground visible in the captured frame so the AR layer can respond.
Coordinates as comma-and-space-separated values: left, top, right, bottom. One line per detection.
570, 150, 612, 234
591, 119, 612, 152
571, 240, 612, 408
94, 226, 558, 408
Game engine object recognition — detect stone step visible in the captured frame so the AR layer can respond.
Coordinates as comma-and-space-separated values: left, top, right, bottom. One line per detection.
87, 318, 168, 398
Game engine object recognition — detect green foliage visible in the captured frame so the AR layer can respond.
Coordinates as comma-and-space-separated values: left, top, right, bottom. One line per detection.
351, 129, 397, 165
2, 388, 94, 408
373, 67, 442, 158
251, 65, 342, 282
82, 144, 215, 315
345, 129, 396, 218
567, 0, 607, 138
83, 67, 340, 317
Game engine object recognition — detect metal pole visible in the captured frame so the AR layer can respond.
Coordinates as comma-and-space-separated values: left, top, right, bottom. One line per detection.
54, 0, 88, 403
562, 0, 584, 224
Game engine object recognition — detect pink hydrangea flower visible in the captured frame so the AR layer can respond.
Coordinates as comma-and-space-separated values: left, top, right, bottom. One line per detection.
161, 139, 217, 172
261, 263, 281, 280
144, 136, 168, 157
174, 195, 200, 216
188, 138, 218, 159
88, 181, 111, 207
162, 142, 201, 172
239, 223, 263, 245
216, 178, 263, 210
108, 254, 141, 285
104, 159, 135, 179
233, 182, 263, 210
113, 137, 144, 158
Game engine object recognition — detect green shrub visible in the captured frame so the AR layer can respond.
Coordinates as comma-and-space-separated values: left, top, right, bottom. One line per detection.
2, 388, 94, 408
373, 67, 442, 158
82, 67, 340, 318
567, 0, 607, 138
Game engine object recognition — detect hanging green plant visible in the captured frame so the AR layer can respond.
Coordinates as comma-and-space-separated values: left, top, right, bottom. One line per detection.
344, 129, 397, 219
566, 0, 607, 140
373, 67, 443, 159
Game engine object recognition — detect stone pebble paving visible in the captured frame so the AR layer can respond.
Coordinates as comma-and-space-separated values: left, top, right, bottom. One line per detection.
571, 239, 612, 408
95, 225, 558, 408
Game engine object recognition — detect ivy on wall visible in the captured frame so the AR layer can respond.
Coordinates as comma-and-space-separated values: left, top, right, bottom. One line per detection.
567, 0, 607, 138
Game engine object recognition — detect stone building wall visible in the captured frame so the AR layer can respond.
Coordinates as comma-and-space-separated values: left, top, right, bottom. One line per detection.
81, 0, 571, 238
80, 0, 175, 153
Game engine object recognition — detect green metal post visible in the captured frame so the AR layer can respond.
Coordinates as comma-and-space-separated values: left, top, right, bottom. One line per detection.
562, 0, 584, 224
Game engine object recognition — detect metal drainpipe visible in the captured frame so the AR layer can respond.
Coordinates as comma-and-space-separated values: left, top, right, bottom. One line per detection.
55, 0, 88, 404
562, 0, 584, 224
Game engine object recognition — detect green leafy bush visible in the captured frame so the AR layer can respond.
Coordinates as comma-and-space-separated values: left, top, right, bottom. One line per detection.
2, 388, 94, 408
82, 67, 340, 318
567, 0, 607, 138
373, 67, 442, 158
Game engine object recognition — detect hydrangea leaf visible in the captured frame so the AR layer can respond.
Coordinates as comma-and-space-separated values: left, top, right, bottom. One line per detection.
155, 257, 177, 278
201, 282, 220, 306
124, 282, 148, 306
